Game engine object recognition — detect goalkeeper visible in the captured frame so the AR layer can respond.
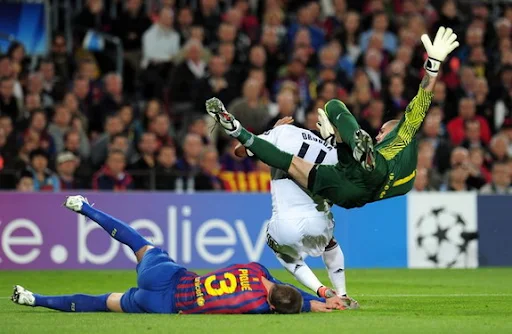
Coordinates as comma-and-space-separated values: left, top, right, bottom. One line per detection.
206, 27, 459, 209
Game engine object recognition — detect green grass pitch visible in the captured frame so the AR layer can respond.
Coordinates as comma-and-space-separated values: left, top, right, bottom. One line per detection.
2, 269, 511, 333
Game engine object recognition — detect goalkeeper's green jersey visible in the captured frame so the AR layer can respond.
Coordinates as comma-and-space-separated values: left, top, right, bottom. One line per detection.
372, 87, 433, 201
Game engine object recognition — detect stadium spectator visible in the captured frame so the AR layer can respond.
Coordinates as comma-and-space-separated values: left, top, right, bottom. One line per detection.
494, 87, 512, 131
63, 92, 88, 132
16, 170, 34, 192
384, 75, 408, 120
91, 115, 126, 166
19, 93, 42, 126
469, 147, 491, 183
74, 0, 112, 33
442, 147, 486, 191
447, 98, 491, 146
154, 145, 178, 190
149, 113, 175, 149
49, 104, 73, 151
196, 55, 239, 110
228, 78, 269, 134
419, 114, 452, 174
360, 11, 397, 55
129, 132, 159, 189
460, 117, 487, 149
56, 151, 82, 190
185, 116, 210, 146
27, 72, 54, 109
176, 7, 195, 45
173, 26, 213, 64
72, 75, 93, 120
288, 4, 325, 52
489, 135, 510, 162
141, 7, 180, 98
92, 149, 134, 191
0, 77, 20, 123
119, 103, 143, 143
27, 149, 60, 192
49, 33, 75, 82
480, 162, 512, 194
90, 73, 126, 133
39, 58, 66, 102
168, 40, 207, 114
195, 147, 223, 191
22, 110, 55, 155
113, 0, 151, 87
416, 142, 443, 190
175, 133, 203, 173
323, 0, 347, 40
266, 90, 299, 130
412, 168, 431, 192
195, 0, 221, 44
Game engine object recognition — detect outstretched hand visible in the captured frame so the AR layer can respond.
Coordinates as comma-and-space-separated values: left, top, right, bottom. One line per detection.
310, 300, 332, 312
325, 296, 346, 310
421, 26, 459, 77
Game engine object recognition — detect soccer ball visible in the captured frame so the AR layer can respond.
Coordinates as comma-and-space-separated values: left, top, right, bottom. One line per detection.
415, 207, 477, 268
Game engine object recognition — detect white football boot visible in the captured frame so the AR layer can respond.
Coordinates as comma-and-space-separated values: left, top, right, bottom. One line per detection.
64, 195, 89, 212
341, 295, 360, 309
12, 285, 35, 306
205, 97, 241, 136
316, 108, 336, 146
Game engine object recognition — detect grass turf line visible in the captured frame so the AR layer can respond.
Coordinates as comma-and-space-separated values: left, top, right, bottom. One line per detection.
1, 269, 511, 334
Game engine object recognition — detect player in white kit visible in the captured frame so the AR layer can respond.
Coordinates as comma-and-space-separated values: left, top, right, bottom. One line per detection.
235, 118, 358, 308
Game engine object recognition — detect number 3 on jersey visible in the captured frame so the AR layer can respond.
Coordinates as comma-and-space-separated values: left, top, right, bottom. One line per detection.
204, 273, 237, 296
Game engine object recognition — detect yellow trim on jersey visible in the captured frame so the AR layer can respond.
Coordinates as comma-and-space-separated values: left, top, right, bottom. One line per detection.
378, 87, 433, 160
392, 170, 416, 187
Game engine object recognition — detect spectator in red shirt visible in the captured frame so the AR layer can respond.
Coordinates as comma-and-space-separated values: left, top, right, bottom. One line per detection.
92, 149, 134, 191
447, 97, 491, 146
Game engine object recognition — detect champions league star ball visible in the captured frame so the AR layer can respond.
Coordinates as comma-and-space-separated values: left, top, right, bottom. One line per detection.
415, 207, 477, 268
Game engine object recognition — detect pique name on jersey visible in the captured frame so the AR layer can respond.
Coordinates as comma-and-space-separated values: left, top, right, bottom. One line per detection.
301, 132, 334, 150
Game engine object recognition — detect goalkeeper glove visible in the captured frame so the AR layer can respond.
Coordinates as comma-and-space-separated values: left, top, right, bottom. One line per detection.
421, 26, 459, 77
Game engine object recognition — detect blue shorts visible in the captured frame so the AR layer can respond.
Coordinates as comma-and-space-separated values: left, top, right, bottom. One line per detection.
120, 248, 186, 313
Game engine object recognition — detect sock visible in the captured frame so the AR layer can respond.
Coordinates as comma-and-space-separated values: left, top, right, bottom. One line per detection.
236, 128, 293, 171
81, 203, 151, 253
34, 293, 110, 312
322, 244, 347, 296
276, 255, 323, 293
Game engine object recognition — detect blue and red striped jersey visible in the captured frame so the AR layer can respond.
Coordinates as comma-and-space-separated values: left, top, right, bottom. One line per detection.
174, 262, 272, 314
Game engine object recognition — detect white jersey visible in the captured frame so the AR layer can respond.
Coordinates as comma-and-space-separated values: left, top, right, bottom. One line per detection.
258, 125, 338, 219
259, 125, 338, 259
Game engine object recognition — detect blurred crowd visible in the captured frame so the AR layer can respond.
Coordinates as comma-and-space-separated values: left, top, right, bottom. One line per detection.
0, 0, 511, 194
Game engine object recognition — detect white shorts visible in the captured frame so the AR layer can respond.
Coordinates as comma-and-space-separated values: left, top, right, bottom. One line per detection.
266, 215, 334, 261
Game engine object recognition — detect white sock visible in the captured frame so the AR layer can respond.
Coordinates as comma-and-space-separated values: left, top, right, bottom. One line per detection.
322, 244, 347, 296
276, 254, 323, 293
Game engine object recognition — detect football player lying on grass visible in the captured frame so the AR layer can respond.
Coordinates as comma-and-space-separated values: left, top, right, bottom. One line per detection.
12, 196, 345, 314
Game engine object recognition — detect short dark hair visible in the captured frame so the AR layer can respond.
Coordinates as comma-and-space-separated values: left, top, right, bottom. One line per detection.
109, 133, 128, 144
29, 148, 49, 161
268, 284, 303, 314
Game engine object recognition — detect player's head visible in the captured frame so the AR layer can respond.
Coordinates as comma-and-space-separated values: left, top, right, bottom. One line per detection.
376, 119, 399, 143
268, 284, 303, 314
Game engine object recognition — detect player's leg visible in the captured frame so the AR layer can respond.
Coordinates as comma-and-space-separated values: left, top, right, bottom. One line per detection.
11, 285, 124, 312
322, 239, 346, 296
206, 97, 314, 188
321, 100, 375, 171
64, 195, 153, 262
274, 254, 329, 296
322, 239, 359, 309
